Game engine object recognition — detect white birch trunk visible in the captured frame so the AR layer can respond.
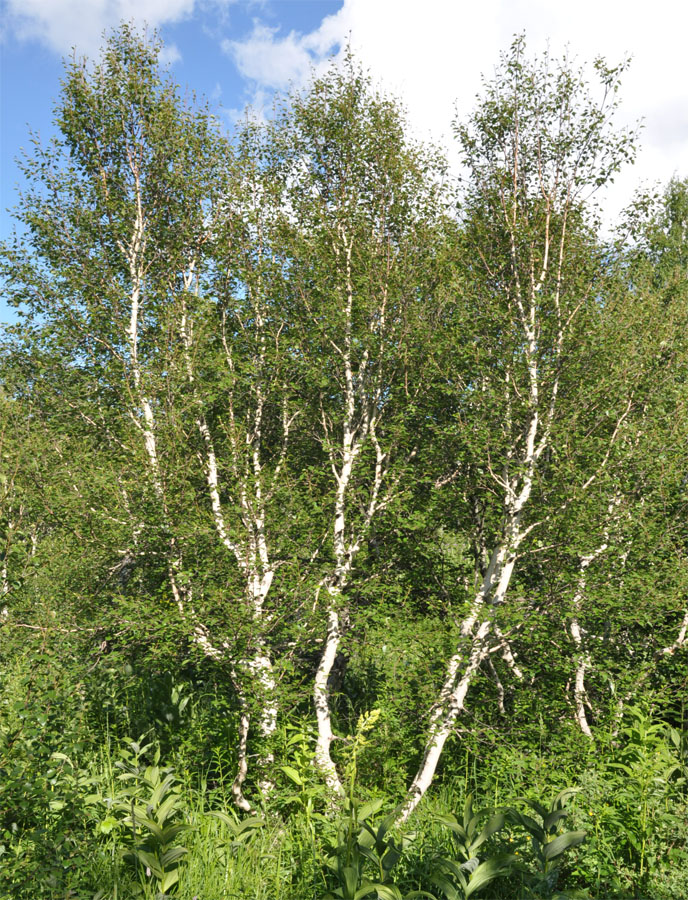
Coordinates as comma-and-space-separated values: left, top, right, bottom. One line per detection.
182, 281, 281, 803
312, 436, 356, 796
399, 280, 546, 821
120, 188, 188, 618
314, 599, 344, 794
568, 495, 622, 738
570, 616, 594, 739
398, 617, 493, 823
397, 501, 530, 823
230, 671, 254, 814
569, 556, 601, 740
663, 606, 688, 655
312, 400, 388, 793
0, 518, 10, 619
312, 229, 380, 794
613, 603, 688, 733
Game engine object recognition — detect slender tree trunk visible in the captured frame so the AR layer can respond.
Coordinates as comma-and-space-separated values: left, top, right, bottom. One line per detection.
399, 385, 541, 822
312, 431, 357, 794
312, 231, 374, 794
0, 518, 11, 619
398, 617, 493, 823
181, 281, 283, 803
397, 533, 523, 822
570, 617, 594, 739
568, 495, 622, 738
314, 593, 344, 795
663, 607, 688, 655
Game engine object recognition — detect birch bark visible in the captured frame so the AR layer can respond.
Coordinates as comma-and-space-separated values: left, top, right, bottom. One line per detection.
565, 495, 625, 738
175, 180, 298, 801
312, 230, 390, 794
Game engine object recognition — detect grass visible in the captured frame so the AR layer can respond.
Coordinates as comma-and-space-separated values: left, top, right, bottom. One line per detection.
1, 650, 686, 900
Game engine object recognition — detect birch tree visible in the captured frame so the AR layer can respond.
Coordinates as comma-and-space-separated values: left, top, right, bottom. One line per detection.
399, 39, 637, 821
0, 28, 299, 808
0, 389, 40, 621
275, 63, 448, 793
562, 177, 688, 734
169, 131, 301, 806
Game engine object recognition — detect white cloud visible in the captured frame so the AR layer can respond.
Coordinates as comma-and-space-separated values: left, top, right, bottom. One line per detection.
223, 23, 312, 88
222, 11, 342, 90
228, 0, 688, 220
10, 0, 687, 218
4, 0, 206, 56
159, 42, 182, 65
225, 2, 500, 148
220, 8, 344, 121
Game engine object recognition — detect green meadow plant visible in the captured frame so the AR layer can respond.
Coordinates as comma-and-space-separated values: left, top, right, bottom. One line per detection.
203, 808, 265, 864
508, 789, 587, 899
605, 709, 681, 887
97, 737, 192, 896
427, 794, 514, 900
279, 719, 330, 826
323, 796, 435, 900
572, 707, 688, 898
322, 711, 433, 900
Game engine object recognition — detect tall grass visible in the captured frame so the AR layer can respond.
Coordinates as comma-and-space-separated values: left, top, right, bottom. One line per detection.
1, 648, 686, 899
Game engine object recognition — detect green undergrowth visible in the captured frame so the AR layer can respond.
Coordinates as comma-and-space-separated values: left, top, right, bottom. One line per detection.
1, 655, 686, 900
1, 737, 686, 900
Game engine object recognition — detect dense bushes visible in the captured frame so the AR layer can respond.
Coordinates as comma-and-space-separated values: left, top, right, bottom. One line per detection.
1, 643, 686, 899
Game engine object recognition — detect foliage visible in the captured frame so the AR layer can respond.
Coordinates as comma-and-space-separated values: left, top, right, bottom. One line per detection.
96, 737, 193, 896
508, 789, 587, 899
428, 795, 514, 899
0, 22, 686, 900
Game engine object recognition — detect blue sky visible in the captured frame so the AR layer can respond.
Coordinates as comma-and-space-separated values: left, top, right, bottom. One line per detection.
2, 0, 687, 325
0, 2, 342, 243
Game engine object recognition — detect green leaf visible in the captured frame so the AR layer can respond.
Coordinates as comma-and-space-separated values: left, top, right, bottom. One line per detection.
358, 826, 376, 849
98, 816, 119, 834
156, 792, 182, 826
553, 788, 579, 808
50, 752, 71, 764
132, 849, 163, 879
353, 886, 379, 900
149, 773, 175, 807
238, 816, 265, 831
526, 799, 548, 819
514, 812, 545, 842
464, 854, 515, 898
377, 887, 403, 900
472, 812, 505, 851
136, 817, 164, 842
161, 868, 179, 892
281, 765, 304, 786
342, 866, 359, 899
543, 809, 569, 833
462, 794, 475, 827
159, 822, 192, 844
553, 889, 591, 899
358, 798, 384, 821
435, 857, 463, 879
160, 845, 188, 867
543, 831, 587, 861
381, 844, 402, 872
429, 873, 460, 900
207, 810, 236, 828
